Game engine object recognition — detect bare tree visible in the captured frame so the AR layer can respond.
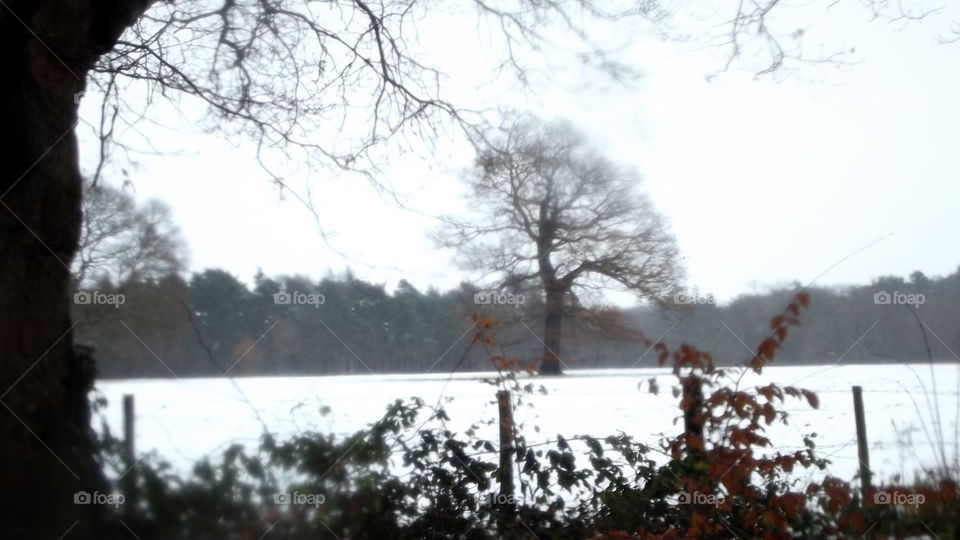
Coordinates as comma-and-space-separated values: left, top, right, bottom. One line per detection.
75, 179, 186, 286
439, 117, 682, 374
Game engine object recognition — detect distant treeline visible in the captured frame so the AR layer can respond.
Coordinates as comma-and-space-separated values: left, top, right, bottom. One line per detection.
74, 267, 960, 379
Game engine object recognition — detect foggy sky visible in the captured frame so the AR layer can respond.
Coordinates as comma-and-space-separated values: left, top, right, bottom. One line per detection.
77, 2, 960, 305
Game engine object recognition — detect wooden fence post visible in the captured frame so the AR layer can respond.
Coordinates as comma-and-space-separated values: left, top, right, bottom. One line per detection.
496, 390, 516, 529
852, 385, 872, 500
122, 393, 135, 461
122, 393, 137, 515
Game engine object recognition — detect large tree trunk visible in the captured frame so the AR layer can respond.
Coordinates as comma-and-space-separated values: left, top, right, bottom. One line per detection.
540, 287, 565, 375
0, 2, 147, 538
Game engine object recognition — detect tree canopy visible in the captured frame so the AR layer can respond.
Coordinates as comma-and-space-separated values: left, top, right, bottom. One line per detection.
438, 117, 681, 373
73, 265, 960, 378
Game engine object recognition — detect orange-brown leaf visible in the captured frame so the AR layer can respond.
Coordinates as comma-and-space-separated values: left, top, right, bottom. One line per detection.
774, 327, 787, 342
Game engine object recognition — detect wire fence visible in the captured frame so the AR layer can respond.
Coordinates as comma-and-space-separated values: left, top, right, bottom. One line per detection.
94, 363, 960, 490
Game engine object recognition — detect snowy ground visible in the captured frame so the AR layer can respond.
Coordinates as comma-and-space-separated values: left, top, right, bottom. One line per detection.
94, 364, 960, 486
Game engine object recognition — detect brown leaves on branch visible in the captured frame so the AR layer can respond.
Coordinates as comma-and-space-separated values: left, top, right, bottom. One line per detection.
748, 291, 809, 373
649, 292, 829, 538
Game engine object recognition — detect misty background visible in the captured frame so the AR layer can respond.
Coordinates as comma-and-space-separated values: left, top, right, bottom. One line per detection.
74, 1, 960, 308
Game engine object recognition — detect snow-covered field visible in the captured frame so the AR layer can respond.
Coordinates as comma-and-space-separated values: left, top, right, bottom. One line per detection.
94, 364, 960, 485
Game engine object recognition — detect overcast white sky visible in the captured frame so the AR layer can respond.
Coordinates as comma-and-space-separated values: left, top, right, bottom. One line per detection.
77, 2, 960, 306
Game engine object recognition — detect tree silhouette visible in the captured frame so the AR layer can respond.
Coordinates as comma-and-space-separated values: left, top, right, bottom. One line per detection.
439, 117, 682, 374
75, 178, 186, 286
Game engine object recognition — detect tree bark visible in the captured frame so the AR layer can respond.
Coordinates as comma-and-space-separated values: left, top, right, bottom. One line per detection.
0, 2, 148, 538
540, 287, 564, 375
